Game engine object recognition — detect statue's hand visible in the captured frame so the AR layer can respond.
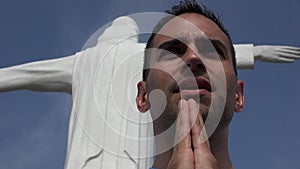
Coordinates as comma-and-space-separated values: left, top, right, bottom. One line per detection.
254, 45, 300, 63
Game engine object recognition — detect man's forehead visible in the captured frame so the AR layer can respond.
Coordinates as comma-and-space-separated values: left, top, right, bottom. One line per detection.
152, 13, 230, 48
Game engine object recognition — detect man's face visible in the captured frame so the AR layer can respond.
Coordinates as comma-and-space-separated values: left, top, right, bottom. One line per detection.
137, 13, 244, 132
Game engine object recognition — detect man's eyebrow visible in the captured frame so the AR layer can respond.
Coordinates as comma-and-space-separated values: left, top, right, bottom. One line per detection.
157, 37, 187, 50
209, 38, 228, 54
156, 37, 228, 55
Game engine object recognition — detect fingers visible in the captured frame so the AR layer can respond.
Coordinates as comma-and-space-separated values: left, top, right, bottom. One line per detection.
187, 99, 219, 168
168, 99, 196, 169
173, 99, 192, 152
278, 52, 300, 59
277, 49, 300, 59
174, 99, 211, 152
172, 99, 216, 169
265, 45, 300, 52
188, 99, 210, 151
274, 55, 295, 63
281, 46, 300, 52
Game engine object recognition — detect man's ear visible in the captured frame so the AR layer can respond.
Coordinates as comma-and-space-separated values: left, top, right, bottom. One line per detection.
235, 80, 245, 112
136, 81, 150, 112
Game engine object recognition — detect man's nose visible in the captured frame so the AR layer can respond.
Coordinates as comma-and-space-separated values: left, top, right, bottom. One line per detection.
184, 49, 206, 73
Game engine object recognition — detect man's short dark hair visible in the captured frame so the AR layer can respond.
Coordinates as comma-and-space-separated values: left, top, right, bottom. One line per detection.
142, 0, 237, 80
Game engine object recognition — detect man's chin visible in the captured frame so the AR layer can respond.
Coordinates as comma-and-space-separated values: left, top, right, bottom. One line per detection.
199, 104, 210, 121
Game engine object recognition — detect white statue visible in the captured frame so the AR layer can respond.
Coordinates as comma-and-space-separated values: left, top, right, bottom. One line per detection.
0, 16, 299, 169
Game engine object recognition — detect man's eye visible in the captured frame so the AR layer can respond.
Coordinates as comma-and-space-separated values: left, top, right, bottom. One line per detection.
160, 46, 185, 56
166, 46, 186, 56
159, 50, 178, 61
198, 47, 225, 59
198, 48, 214, 54
172, 48, 185, 55
215, 48, 225, 58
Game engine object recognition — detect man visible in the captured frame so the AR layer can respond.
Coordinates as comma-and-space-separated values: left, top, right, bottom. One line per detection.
0, 3, 299, 169
136, 1, 244, 168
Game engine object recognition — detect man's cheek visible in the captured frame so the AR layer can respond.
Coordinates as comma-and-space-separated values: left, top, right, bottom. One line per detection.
147, 70, 166, 89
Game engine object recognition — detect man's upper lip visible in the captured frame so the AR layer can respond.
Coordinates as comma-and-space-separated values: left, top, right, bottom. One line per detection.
176, 77, 211, 92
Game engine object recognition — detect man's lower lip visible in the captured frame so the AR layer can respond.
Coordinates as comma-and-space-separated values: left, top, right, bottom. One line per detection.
180, 89, 210, 97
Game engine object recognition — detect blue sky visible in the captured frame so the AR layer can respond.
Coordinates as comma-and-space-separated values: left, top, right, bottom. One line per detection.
0, 0, 299, 169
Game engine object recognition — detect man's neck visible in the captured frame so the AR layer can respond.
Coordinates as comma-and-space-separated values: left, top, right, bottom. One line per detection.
209, 127, 233, 169
152, 127, 233, 169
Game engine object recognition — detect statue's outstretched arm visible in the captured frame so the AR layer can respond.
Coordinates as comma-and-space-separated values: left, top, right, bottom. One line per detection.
254, 45, 300, 63
0, 16, 139, 95
234, 44, 300, 69
0, 53, 77, 94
